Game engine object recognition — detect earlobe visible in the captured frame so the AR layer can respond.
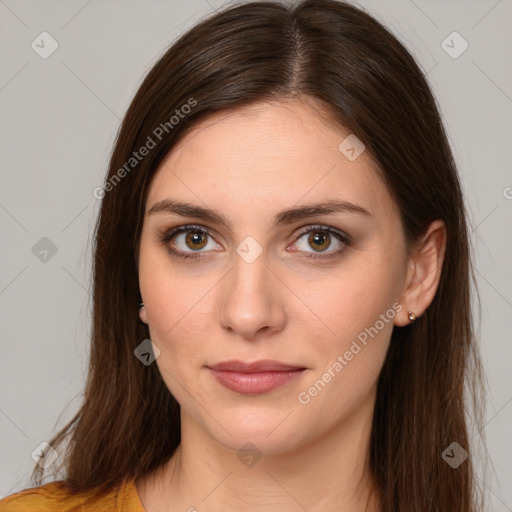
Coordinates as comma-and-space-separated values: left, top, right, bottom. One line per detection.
394, 220, 447, 327
139, 302, 148, 324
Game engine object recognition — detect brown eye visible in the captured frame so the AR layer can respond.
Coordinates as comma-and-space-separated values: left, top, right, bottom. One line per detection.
185, 230, 208, 250
160, 225, 221, 260
307, 231, 332, 252
291, 225, 351, 260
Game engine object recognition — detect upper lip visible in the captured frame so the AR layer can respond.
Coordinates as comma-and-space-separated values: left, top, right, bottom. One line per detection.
207, 359, 305, 372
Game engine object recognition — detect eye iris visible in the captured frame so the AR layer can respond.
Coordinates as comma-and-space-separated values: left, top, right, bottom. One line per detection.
308, 231, 331, 252
185, 231, 207, 250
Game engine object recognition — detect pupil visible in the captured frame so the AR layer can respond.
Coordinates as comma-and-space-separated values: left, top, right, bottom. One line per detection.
187, 231, 207, 250
309, 232, 330, 251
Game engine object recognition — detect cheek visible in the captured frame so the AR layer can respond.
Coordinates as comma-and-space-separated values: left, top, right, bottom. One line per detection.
139, 232, 213, 340
296, 277, 395, 416
306, 261, 399, 342
297, 252, 401, 403
143, 282, 212, 366
143, 277, 210, 400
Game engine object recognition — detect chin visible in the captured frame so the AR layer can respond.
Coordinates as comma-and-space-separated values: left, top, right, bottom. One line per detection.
203, 409, 307, 455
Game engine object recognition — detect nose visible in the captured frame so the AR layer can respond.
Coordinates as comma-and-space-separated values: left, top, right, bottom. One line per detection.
218, 251, 287, 340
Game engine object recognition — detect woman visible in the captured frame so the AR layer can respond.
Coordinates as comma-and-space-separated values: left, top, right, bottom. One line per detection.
0, 0, 486, 510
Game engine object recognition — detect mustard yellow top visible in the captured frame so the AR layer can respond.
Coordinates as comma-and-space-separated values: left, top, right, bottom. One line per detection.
0, 478, 146, 512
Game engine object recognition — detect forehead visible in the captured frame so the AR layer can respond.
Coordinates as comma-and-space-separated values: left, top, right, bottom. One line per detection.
145, 99, 396, 222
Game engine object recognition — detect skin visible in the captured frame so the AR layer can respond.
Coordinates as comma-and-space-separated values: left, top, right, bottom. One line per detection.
136, 97, 446, 512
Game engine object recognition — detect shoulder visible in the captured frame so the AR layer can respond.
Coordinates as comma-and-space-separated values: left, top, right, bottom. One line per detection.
0, 481, 70, 512
0, 478, 145, 512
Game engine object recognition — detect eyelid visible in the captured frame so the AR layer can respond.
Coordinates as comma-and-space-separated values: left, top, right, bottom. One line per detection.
160, 224, 219, 244
159, 223, 351, 260
294, 224, 352, 245
160, 224, 220, 256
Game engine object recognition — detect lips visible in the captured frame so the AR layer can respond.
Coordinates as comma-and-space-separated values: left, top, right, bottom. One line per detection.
208, 359, 304, 372
207, 359, 306, 394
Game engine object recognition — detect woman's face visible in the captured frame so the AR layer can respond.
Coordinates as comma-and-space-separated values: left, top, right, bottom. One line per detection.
138, 98, 410, 454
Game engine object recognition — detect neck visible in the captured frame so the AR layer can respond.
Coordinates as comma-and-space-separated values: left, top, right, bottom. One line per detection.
138, 385, 381, 512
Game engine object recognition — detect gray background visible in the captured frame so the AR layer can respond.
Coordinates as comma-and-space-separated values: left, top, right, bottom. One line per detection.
1, 0, 511, 509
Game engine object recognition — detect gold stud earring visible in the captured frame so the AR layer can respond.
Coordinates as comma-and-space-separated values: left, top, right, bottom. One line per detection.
407, 311, 416, 322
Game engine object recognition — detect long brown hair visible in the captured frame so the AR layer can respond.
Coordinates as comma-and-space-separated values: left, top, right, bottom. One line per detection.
32, 1, 486, 510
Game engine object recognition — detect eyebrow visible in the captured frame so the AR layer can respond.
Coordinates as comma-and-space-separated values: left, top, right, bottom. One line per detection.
147, 198, 371, 229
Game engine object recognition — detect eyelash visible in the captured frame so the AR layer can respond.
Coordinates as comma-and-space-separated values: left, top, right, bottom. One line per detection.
158, 224, 352, 261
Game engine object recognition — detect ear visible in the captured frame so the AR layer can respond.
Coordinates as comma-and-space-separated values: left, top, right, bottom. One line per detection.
139, 304, 148, 324
394, 220, 447, 327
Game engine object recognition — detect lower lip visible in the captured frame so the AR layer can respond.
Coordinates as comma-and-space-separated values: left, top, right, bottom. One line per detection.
208, 369, 305, 394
